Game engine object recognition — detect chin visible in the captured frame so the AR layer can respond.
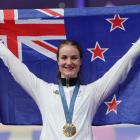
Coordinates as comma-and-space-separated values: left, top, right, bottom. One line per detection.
65, 74, 77, 78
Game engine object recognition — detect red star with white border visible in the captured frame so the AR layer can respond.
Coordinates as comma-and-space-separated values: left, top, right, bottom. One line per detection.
106, 14, 128, 32
87, 42, 109, 62
105, 95, 122, 115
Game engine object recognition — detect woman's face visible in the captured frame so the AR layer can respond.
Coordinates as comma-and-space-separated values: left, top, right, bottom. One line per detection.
58, 45, 82, 79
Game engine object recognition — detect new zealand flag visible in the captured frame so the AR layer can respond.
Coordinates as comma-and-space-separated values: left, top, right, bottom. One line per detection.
0, 5, 140, 125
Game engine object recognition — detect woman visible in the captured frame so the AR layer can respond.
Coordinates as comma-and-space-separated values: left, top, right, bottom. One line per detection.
0, 39, 140, 140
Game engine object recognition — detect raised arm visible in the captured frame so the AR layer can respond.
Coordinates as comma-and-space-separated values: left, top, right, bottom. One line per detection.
0, 41, 44, 102
93, 38, 140, 104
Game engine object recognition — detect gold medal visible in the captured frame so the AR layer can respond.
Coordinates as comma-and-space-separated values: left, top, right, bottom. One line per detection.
63, 123, 76, 137
59, 81, 80, 137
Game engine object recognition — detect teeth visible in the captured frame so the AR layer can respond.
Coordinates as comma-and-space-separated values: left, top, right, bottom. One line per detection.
65, 67, 73, 68
65, 67, 74, 70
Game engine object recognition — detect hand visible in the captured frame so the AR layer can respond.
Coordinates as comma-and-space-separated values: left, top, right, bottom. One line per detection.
0, 40, 4, 46
134, 38, 140, 46
132, 38, 140, 54
0, 39, 3, 43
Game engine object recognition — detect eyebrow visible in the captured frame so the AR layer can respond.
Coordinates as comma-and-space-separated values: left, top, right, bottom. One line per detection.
61, 54, 79, 57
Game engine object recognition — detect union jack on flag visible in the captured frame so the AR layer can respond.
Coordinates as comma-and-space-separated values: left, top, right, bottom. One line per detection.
0, 5, 140, 125
0, 9, 66, 61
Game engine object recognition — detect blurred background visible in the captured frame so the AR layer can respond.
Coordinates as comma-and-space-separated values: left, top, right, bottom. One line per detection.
0, 0, 140, 140
0, 0, 140, 9
1, 125, 140, 140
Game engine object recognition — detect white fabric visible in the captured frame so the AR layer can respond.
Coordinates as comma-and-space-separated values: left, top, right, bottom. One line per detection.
0, 39, 140, 140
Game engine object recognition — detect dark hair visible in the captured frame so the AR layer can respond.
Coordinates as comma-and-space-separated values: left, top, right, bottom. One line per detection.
57, 40, 82, 78
57, 40, 82, 60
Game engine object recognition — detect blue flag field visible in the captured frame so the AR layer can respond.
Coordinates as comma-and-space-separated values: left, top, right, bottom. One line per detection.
0, 5, 140, 125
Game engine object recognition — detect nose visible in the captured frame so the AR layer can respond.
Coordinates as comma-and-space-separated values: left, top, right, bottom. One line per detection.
66, 58, 72, 65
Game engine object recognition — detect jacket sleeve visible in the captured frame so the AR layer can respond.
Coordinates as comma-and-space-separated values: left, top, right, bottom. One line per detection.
0, 41, 45, 102
93, 38, 140, 104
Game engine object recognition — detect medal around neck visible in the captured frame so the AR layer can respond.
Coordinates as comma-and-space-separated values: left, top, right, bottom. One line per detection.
59, 80, 80, 137
63, 123, 76, 137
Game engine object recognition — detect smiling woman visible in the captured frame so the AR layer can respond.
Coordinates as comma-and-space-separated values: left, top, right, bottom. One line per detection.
57, 40, 82, 79
0, 39, 140, 140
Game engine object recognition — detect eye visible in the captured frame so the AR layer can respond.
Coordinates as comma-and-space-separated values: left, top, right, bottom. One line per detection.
61, 55, 67, 60
71, 56, 80, 60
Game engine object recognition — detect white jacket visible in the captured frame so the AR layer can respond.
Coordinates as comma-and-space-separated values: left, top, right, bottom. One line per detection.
0, 39, 140, 140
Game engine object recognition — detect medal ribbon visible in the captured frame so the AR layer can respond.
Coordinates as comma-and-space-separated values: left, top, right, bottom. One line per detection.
59, 80, 80, 124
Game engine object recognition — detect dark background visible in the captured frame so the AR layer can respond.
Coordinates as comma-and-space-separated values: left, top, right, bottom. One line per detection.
0, 0, 139, 9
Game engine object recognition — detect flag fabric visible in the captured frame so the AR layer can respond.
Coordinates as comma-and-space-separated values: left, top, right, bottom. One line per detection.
0, 5, 140, 125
